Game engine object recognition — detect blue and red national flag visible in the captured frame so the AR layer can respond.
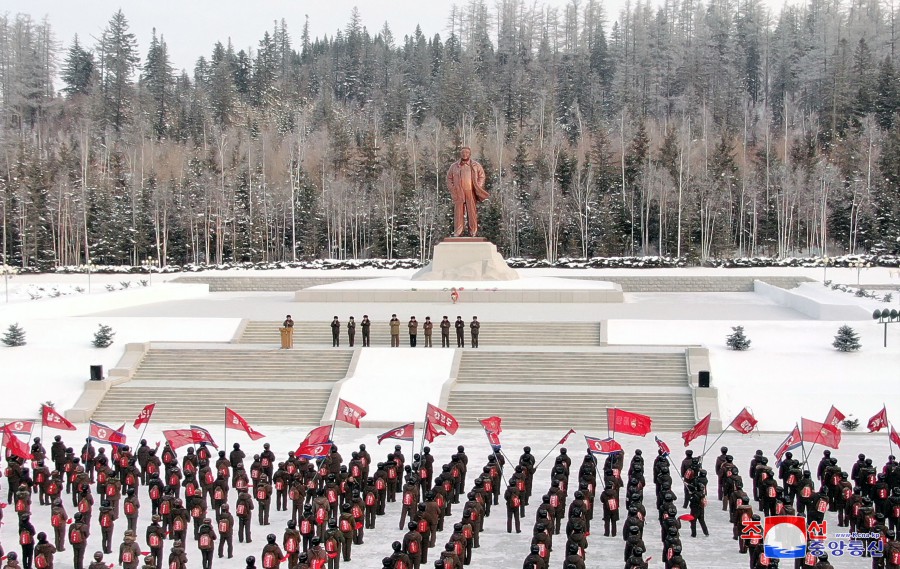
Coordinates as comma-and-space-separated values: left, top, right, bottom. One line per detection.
585, 436, 623, 455
655, 436, 671, 457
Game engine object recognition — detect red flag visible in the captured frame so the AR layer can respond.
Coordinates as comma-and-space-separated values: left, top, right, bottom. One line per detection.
485, 430, 502, 449
801, 418, 841, 449
607, 408, 652, 436
774, 424, 803, 463
0, 420, 35, 437
189, 425, 218, 448
377, 423, 415, 444
296, 425, 332, 458
162, 429, 195, 449
867, 407, 888, 433
823, 405, 845, 433
425, 403, 458, 435
655, 436, 671, 456
891, 425, 900, 447
89, 421, 127, 446
42, 404, 76, 431
479, 416, 502, 434
424, 419, 446, 443
584, 436, 622, 454
729, 408, 758, 434
558, 428, 576, 445
225, 408, 265, 440
133, 403, 156, 429
682, 414, 711, 447
1, 425, 33, 460
336, 399, 367, 428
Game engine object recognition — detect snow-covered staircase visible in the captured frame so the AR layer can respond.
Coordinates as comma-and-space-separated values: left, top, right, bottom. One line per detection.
91, 345, 353, 426
238, 321, 603, 347
446, 348, 697, 432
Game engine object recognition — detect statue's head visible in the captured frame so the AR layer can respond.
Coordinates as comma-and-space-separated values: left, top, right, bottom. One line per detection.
460, 147, 471, 161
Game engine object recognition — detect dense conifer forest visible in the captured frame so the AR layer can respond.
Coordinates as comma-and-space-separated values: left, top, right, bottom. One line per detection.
1, 0, 899, 269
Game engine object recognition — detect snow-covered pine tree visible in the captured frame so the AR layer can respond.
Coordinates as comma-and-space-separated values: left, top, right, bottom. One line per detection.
832, 325, 861, 352
92, 323, 115, 348
726, 326, 751, 350
2, 323, 27, 347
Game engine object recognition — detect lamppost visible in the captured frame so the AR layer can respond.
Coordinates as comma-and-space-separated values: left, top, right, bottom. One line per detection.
851, 260, 869, 286
873, 308, 900, 348
87, 260, 94, 294
1, 264, 12, 303
144, 257, 158, 285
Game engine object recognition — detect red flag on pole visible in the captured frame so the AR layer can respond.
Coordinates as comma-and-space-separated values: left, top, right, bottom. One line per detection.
162, 429, 196, 449
682, 414, 711, 447
377, 423, 415, 444
296, 425, 332, 458
655, 436, 671, 457
558, 429, 576, 445
42, 404, 76, 431
729, 408, 758, 434
335, 399, 367, 428
225, 408, 265, 440
607, 408, 652, 436
88, 420, 127, 446
867, 406, 888, 433
479, 416, 502, 434
774, 424, 803, 464
585, 436, 623, 454
823, 405, 846, 432
424, 420, 446, 443
425, 403, 459, 435
1, 420, 35, 437
133, 403, 156, 429
801, 417, 841, 449
1, 425, 33, 460
189, 425, 219, 448
891, 425, 900, 447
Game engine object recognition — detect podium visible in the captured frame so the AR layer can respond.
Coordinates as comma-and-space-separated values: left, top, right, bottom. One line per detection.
280, 327, 294, 349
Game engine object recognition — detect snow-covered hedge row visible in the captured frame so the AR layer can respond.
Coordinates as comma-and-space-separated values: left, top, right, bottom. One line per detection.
9, 253, 900, 274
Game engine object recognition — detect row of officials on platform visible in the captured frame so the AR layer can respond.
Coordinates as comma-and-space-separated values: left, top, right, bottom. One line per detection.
280, 315, 482, 349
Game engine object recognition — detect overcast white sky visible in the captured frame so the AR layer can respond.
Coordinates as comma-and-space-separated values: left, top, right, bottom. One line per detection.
6, 0, 793, 74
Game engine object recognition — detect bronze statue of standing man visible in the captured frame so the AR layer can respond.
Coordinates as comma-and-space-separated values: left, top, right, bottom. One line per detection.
446, 147, 488, 237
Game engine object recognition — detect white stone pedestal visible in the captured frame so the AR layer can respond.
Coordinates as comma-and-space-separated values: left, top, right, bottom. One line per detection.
411, 239, 520, 281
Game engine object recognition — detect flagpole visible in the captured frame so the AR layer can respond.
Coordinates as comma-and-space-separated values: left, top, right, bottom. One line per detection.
138, 419, 150, 445
701, 425, 732, 460
606, 407, 610, 439
223, 406, 228, 455
884, 405, 893, 457
478, 421, 508, 486
534, 429, 572, 471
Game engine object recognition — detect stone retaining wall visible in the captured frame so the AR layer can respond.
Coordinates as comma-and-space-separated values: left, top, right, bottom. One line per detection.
173, 274, 813, 292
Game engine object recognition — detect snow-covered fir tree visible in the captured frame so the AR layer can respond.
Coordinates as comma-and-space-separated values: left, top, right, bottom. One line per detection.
726, 326, 751, 350
92, 324, 116, 348
832, 325, 861, 352
2, 323, 27, 347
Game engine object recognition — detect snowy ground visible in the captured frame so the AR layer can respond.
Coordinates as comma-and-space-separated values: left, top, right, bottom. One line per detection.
1, 266, 899, 567
0, 426, 891, 569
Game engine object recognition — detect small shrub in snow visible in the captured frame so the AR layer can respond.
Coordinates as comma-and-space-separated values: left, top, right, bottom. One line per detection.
841, 417, 859, 431
119, 281, 131, 289
92, 324, 115, 348
2, 323, 27, 346
823, 280, 832, 287
105, 284, 116, 292
884, 293, 894, 303
139, 280, 149, 287
726, 326, 751, 351
74, 286, 85, 293
832, 325, 861, 352
855, 288, 867, 297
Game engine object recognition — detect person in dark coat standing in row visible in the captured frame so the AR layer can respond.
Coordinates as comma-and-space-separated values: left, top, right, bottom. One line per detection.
361, 316, 371, 347
423, 317, 433, 348
408, 317, 418, 347
440, 317, 451, 348
331, 317, 340, 347
469, 317, 480, 348
455, 317, 465, 347
346, 317, 355, 347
